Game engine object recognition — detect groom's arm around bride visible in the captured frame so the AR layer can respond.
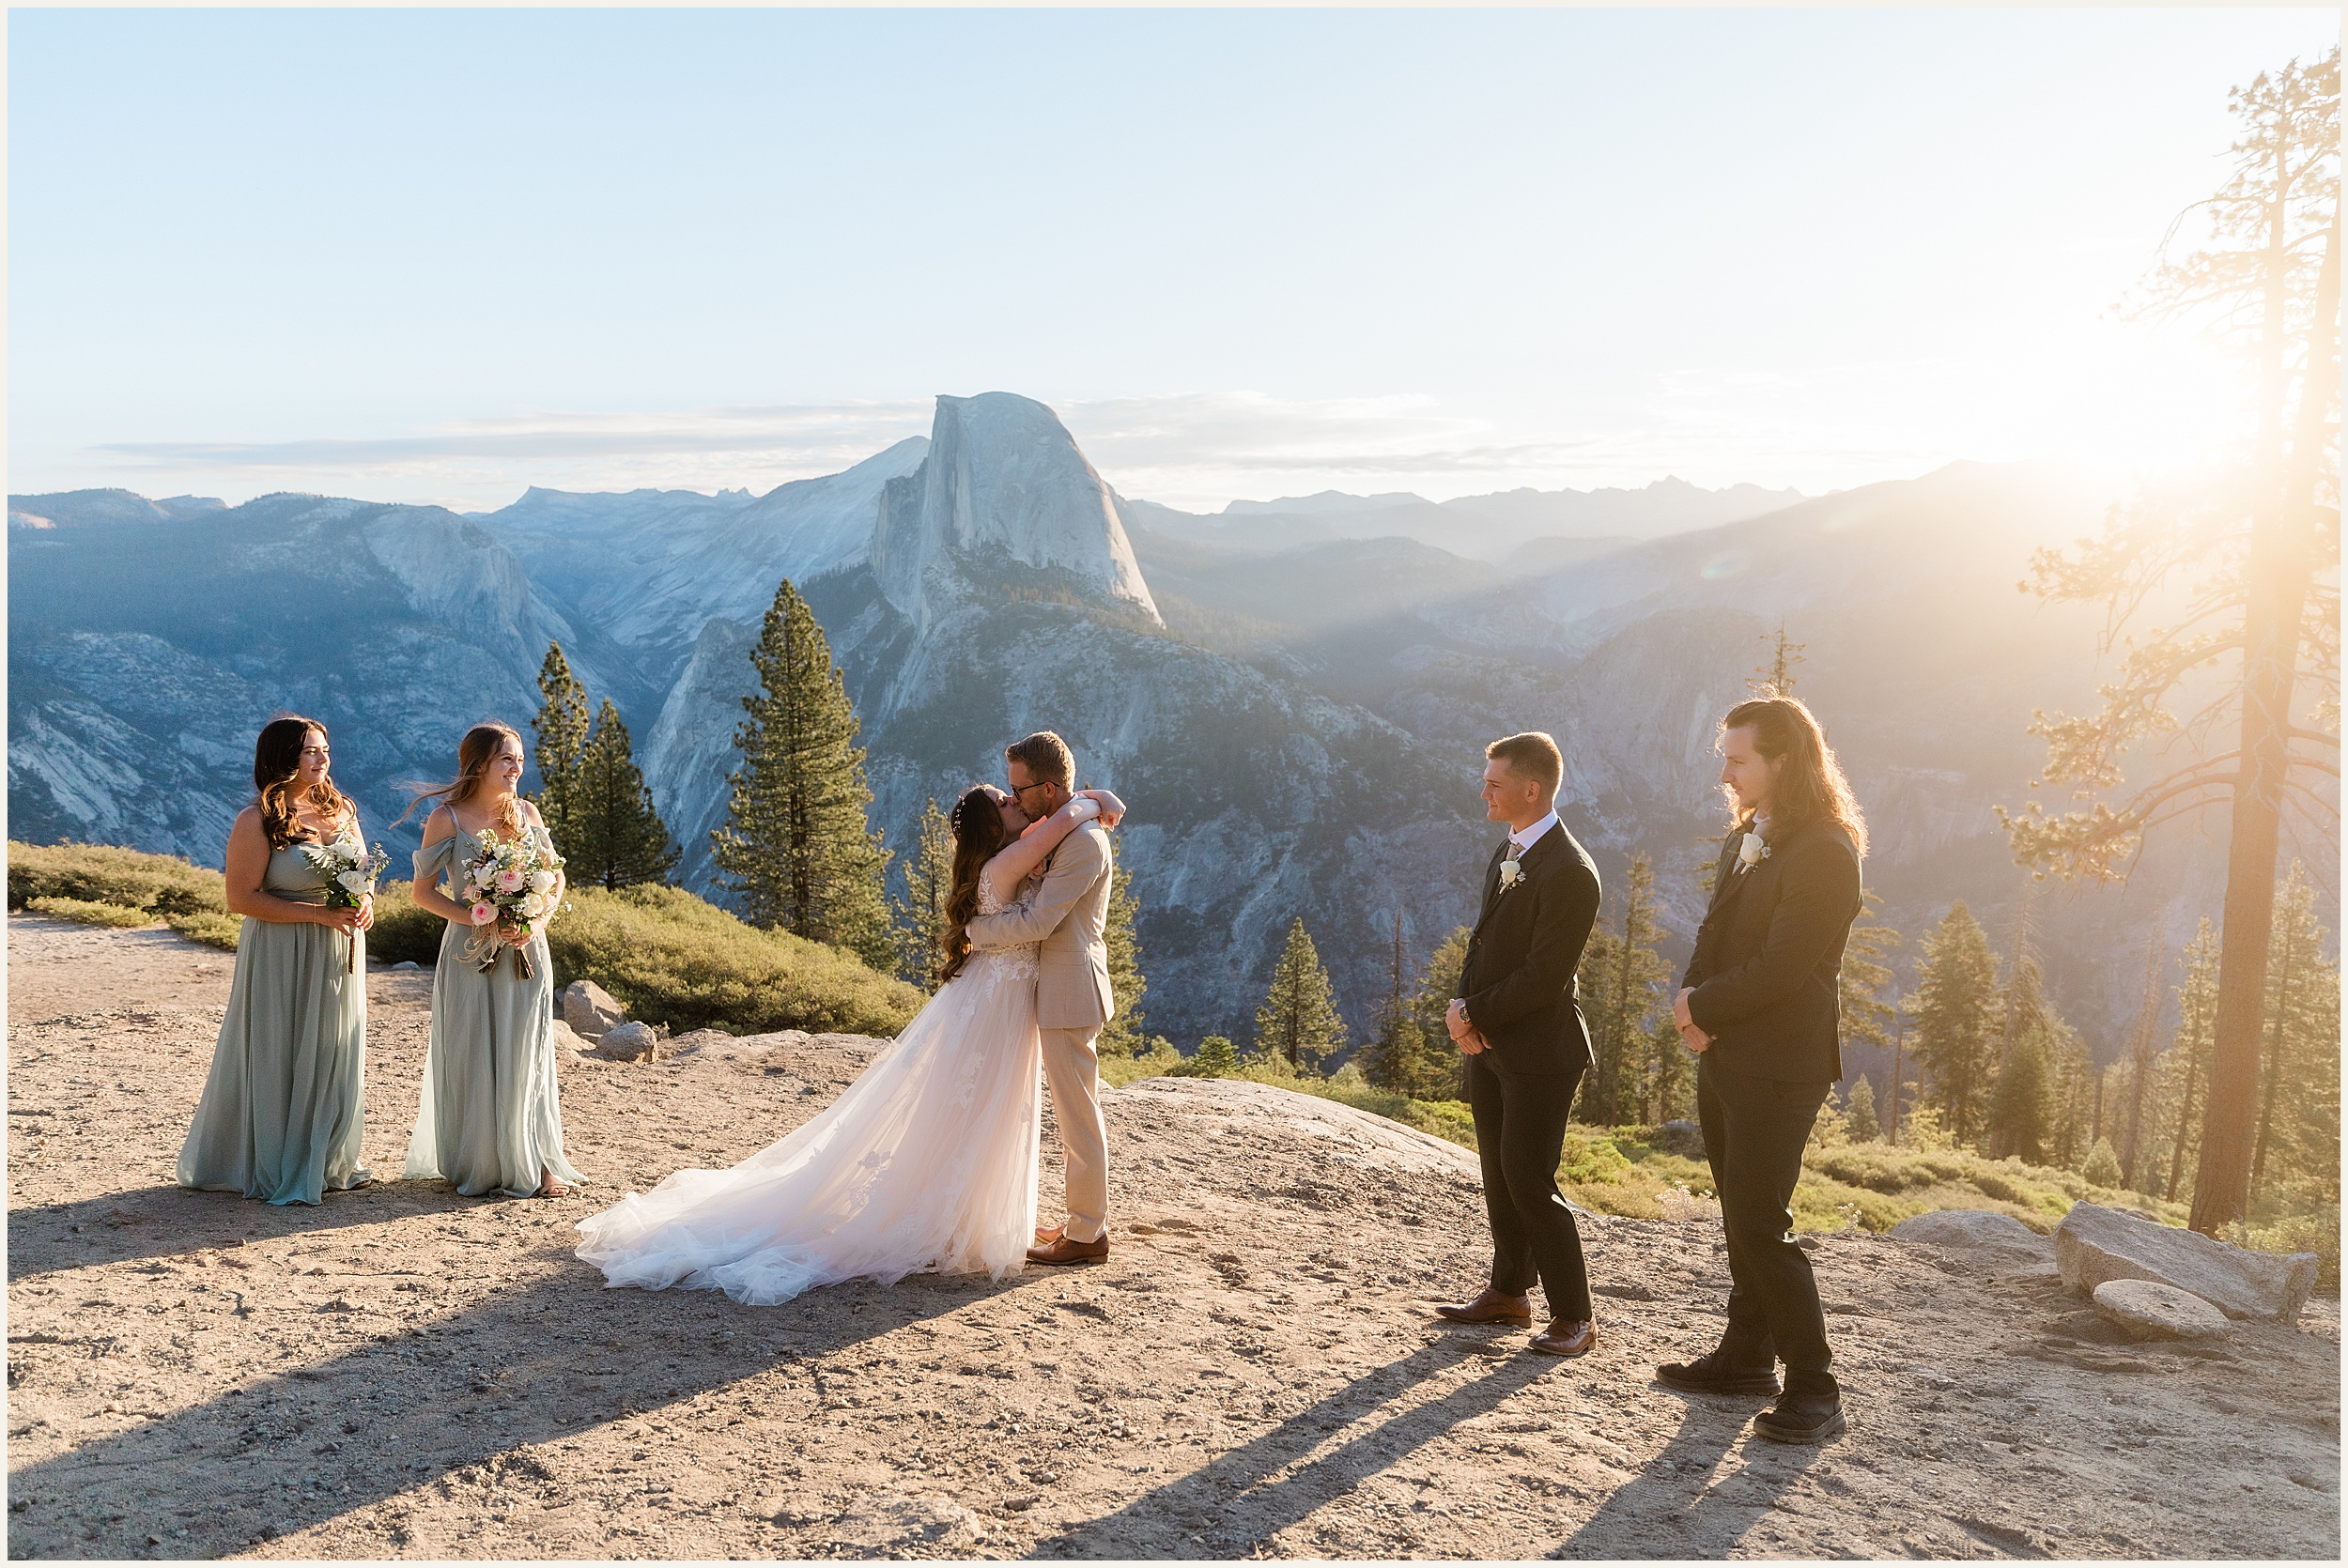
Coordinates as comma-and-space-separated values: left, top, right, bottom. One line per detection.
960, 730, 1117, 1266
1434, 730, 1603, 1359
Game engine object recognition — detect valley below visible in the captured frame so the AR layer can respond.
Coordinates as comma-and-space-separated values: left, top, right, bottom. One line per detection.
7, 915, 2339, 1560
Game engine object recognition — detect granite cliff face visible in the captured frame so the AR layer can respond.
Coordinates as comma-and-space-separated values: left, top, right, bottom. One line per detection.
9, 402, 2287, 1051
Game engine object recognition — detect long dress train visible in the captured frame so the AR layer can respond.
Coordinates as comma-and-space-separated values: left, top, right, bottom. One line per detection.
178, 842, 370, 1205
402, 827, 583, 1198
573, 885, 1043, 1305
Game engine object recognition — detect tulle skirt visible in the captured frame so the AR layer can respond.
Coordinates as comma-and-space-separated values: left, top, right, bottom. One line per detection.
573, 949, 1043, 1305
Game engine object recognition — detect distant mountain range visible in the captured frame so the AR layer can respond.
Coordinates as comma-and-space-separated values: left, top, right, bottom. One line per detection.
9, 394, 2270, 1062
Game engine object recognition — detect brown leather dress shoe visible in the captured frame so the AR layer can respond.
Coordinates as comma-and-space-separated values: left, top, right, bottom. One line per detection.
1529, 1318, 1597, 1357
1434, 1288, 1534, 1329
1027, 1232, 1108, 1266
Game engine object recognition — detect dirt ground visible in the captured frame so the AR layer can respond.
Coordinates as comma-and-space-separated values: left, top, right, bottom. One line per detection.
6, 914, 2340, 1560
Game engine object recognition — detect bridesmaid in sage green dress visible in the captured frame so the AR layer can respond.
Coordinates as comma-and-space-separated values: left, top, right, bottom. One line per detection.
400, 721, 583, 1200
178, 715, 377, 1205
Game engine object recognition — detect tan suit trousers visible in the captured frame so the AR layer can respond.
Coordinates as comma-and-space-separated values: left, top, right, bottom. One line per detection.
1042, 1023, 1109, 1243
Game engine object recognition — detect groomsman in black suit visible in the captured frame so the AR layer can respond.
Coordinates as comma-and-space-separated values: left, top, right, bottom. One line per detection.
1434, 731, 1603, 1357
1662, 694, 1867, 1442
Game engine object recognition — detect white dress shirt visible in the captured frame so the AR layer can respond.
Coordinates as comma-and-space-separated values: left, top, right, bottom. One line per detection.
1509, 810, 1561, 857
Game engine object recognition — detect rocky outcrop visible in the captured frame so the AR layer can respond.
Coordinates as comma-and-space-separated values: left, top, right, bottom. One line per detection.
1891, 1209, 2059, 1278
871, 393, 1159, 635
2055, 1201, 2319, 1322
560, 980, 626, 1039
2092, 1279, 2232, 1342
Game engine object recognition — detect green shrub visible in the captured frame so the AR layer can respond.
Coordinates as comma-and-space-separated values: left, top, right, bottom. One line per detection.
8, 840, 227, 916
539, 883, 922, 1038
163, 911, 243, 951
363, 881, 446, 966
25, 895, 162, 929
2247, 1205, 2341, 1293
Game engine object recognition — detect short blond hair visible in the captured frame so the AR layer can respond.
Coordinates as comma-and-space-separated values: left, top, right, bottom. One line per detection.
1486, 731, 1562, 798
1006, 730, 1074, 789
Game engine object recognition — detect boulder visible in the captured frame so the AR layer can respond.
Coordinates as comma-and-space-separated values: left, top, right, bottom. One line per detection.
596, 1021, 659, 1062
2055, 1201, 2318, 1321
1891, 1209, 2058, 1278
560, 980, 626, 1038
2091, 1278, 2232, 1342
548, 1019, 589, 1057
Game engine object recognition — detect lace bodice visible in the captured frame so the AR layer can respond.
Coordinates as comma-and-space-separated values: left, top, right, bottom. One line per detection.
965, 876, 1042, 984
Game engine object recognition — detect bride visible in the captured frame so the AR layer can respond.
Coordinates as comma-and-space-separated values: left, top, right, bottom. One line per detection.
573, 782, 1122, 1305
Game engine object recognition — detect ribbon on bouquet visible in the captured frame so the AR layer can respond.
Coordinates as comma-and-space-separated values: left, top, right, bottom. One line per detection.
456, 927, 535, 980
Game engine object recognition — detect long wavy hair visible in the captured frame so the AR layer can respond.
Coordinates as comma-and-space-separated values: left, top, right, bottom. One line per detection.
938, 784, 1014, 984
1720, 693, 1868, 858
397, 722, 529, 840
253, 715, 354, 849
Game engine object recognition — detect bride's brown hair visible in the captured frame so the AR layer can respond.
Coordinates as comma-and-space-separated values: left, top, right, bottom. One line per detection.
253, 715, 356, 850
938, 785, 1013, 984
396, 722, 529, 840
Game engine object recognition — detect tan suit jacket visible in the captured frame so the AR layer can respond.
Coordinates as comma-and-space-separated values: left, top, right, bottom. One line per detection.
965, 820, 1115, 1031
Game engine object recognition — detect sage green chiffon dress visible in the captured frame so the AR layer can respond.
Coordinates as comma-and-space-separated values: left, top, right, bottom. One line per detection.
401, 827, 583, 1198
178, 843, 370, 1205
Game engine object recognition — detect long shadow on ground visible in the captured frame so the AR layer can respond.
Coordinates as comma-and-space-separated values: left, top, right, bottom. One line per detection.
7, 1181, 1061, 1560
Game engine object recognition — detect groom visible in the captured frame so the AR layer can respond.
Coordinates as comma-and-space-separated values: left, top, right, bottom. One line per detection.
1436, 731, 1603, 1357
963, 730, 1118, 1266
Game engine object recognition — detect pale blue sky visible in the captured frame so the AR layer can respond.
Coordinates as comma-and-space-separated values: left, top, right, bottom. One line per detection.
10, 6, 2339, 511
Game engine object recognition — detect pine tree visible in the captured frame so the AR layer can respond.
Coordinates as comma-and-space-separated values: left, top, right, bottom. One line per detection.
2159, 919, 2223, 1201
1840, 890, 1901, 1053
528, 641, 591, 852
709, 578, 894, 969
570, 699, 679, 889
1997, 51, 2340, 1234
1843, 1073, 1882, 1143
1255, 917, 1348, 1072
2037, 1009, 2094, 1169
2251, 864, 2342, 1205
890, 799, 954, 990
1097, 882, 1149, 1058
1909, 901, 2001, 1146
1362, 914, 1427, 1094
1750, 622, 1806, 696
1647, 1012, 1694, 1125
1409, 926, 1476, 1100
1575, 853, 1669, 1126
2081, 1136, 2124, 1189
1987, 1024, 2055, 1163
1192, 1035, 1238, 1078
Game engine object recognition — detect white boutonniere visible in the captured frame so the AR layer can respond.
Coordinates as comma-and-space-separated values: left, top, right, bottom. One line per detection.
1736, 831, 1770, 872
1497, 847, 1525, 893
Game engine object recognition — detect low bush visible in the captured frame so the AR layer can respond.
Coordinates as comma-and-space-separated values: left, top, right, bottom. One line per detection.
8, 840, 227, 917
8, 840, 922, 1038
533, 883, 922, 1038
2247, 1205, 2341, 1292
24, 895, 160, 929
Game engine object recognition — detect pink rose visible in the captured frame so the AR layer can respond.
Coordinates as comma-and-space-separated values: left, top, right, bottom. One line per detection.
495, 869, 526, 893
469, 901, 497, 926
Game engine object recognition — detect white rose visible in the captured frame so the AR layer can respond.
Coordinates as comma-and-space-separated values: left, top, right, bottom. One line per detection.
1737, 832, 1768, 869
530, 870, 556, 893
336, 869, 366, 893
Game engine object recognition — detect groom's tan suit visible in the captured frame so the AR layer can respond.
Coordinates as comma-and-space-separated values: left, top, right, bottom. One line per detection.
964, 820, 1115, 1243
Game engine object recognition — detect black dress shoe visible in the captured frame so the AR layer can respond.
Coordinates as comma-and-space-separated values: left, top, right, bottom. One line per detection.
1656, 1350, 1781, 1396
1753, 1391, 1846, 1443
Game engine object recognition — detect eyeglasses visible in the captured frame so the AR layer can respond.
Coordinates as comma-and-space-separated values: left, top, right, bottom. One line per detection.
1010, 780, 1054, 801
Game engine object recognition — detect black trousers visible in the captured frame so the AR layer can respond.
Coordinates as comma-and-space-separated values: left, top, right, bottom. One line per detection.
1462, 1051, 1593, 1322
1696, 1054, 1837, 1396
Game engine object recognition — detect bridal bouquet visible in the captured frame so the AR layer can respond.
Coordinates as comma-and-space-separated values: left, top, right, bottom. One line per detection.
455, 831, 566, 977
301, 831, 391, 972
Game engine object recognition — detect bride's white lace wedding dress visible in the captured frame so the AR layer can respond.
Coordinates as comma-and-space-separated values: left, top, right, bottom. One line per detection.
573, 879, 1043, 1305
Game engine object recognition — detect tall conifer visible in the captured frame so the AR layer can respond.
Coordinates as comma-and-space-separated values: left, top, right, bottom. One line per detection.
711, 578, 894, 969
1575, 853, 1668, 1126
1098, 882, 1149, 1058
1255, 917, 1347, 1072
573, 699, 679, 889
1909, 900, 2000, 1145
529, 641, 591, 851
891, 799, 954, 990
